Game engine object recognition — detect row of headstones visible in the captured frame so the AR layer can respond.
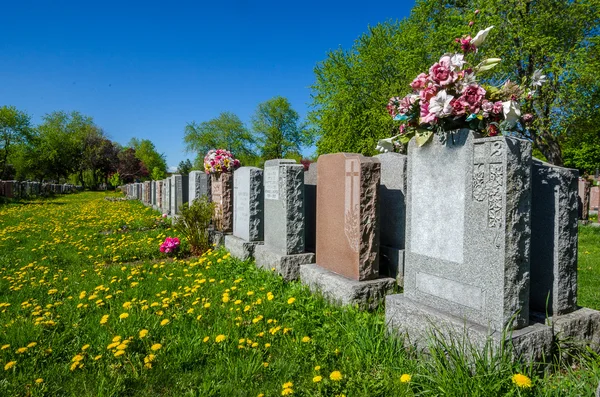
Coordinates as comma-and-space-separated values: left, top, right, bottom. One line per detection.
123, 131, 599, 360
0, 180, 81, 198
578, 179, 600, 220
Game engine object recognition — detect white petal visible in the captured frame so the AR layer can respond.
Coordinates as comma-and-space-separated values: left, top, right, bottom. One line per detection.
471, 26, 494, 47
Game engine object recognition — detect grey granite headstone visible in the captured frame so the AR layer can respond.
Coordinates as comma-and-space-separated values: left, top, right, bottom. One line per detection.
233, 167, 264, 242
162, 178, 171, 215
304, 163, 318, 253
189, 171, 211, 203
151, 181, 156, 206
375, 152, 407, 285
254, 159, 315, 280
530, 159, 578, 316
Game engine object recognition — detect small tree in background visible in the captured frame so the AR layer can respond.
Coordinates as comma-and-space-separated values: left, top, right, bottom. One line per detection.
177, 159, 193, 175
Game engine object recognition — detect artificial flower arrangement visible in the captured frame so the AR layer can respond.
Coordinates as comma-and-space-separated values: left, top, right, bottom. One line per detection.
203, 149, 241, 174
376, 24, 546, 152
159, 237, 180, 254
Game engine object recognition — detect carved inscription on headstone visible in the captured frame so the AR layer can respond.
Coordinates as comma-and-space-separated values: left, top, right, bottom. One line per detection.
264, 166, 279, 200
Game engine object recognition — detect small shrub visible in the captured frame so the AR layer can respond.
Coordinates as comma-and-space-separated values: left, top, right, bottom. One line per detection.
174, 195, 215, 255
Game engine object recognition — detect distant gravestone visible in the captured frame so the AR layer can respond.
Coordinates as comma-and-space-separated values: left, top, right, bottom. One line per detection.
211, 173, 234, 233
189, 171, 211, 203
300, 153, 394, 310
162, 179, 171, 215
578, 178, 590, 220
375, 152, 407, 285
156, 181, 163, 210
225, 167, 264, 260
151, 181, 156, 206
386, 130, 555, 360
530, 159, 579, 316
591, 186, 600, 212
255, 159, 315, 280
304, 163, 318, 253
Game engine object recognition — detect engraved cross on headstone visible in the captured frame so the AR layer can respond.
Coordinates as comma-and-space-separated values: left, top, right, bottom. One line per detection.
473, 140, 504, 229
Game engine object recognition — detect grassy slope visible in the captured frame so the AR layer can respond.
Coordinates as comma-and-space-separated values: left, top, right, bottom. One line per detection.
0, 192, 598, 397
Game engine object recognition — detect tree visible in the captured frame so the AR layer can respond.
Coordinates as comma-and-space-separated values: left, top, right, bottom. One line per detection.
0, 106, 33, 179
252, 96, 313, 160
117, 148, 148, 183
177, 159, 193, 175
183, 112, 256, 165
128, 138, 167, 179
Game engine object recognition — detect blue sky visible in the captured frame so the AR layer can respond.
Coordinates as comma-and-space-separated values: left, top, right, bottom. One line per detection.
1, 0, 415, 171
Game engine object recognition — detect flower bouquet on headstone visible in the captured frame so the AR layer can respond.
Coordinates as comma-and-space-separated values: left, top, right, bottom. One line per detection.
376, 24, 546, 152
203, 149, 241, 174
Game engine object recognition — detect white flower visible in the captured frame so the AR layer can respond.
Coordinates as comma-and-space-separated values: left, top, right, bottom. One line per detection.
531, 69, 547, 87
502, 100, 521, 128
471, 26, 494, 47
375, 136, 397, 153
429, 90, 454, 117
450, 53, 467, 71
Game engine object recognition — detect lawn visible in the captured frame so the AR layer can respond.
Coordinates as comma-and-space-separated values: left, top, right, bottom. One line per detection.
0, 192, 598, 396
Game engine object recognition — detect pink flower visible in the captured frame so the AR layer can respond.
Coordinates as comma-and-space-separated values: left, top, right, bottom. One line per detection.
457, 84, 486, 114
419, 83, 438, 103
481, 100, 494, 117
474, 9, 480, 15
429, 58, 457, 87
399, 124, 407, 134
522, 113, 534, 124
456, 36, 476, 53
410, 73, 429, 90
451, 98, 467, 117
419, 102, 437, 124
162, 213, 168, 218
492, 101, 504, 115
469, 21, 474, 27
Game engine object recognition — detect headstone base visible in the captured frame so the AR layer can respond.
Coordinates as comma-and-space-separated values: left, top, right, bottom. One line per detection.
224, 235, 263, 261
532, 308, 600, 352
254, 245, 315, 281
379, 245, 405, 287
385, 294, 554, 363
300, 264, 395, 310
209, 230, 227, 247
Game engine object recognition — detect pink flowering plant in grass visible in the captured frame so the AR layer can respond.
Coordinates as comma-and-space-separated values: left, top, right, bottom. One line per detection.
160, 237, 180, 255
203, 149, 241, 174
377, 23, 546, 151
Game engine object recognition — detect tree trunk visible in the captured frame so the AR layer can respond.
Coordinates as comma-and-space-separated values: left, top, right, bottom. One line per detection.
534, 128, 564, 166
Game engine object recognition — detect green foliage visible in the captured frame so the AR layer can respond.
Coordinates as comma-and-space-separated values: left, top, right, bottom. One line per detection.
177, 159, 193, 175
174, 196, 215, 255
0, 105, 33, 179
151, 166, 166, 180
108, 172, 123, 189
252, 96, 313, 160
184, 112, 257, 166
128, 138, 167, 179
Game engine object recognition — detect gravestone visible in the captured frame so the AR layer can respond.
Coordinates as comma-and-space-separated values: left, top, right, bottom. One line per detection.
300, 153, 395, 310
590, 186, 600, 213
170, 174, 189, 216
304, 163, 318, 253
578, 178, 590, 220
189, 171, 211, 203
224, 167, 264, 260
255, 159, 315, 280
162, 179, 170, 215
386, 130, 554, 361
151, 181, 156, 207
211, 172, 234, 233
375, 152, 408, 286
156, 181, 163, 210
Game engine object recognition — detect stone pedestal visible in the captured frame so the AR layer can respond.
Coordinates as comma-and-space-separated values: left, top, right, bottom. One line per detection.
211, 173, 234, 233
224, 235, 263, 261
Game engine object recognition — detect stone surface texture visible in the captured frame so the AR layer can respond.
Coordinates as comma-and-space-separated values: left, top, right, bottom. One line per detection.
254, 245, 314, 281
530, 159, 579, 315
263, 159, 305, 254
304, 163, 318, 253
189, 171, 211, 203
233, 167, 264, 242
151, 181, 156, 206
403, 130, 532, 332
224, 235, 263, 261
375, 152, 407, 283
316, 153, 381, 281
300, 264, 395, 310
578, 178, 590, 220
211, 172, 234, 233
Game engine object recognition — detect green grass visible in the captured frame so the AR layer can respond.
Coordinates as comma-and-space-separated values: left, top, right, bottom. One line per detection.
0, 192, 598, 396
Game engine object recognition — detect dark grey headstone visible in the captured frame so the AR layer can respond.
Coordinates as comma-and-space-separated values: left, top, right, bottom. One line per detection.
189, 171, 211, 203
233, 167, 264, 242
304, 163, 318, 253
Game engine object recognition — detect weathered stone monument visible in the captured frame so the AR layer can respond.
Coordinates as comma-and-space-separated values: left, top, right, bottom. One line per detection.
386, 130, 555, 360
300, 153, 395, 310
169, 174, 188, 216
578, 178, 591, 220
375, 152, 407, 286
211, 172, 234, 235
161, 178, 170, 215
254, 159, 315, 280
151, 180, 156, 207
304, 163, 317, 253
591, 186, 600, 213
156, 180, 163, 211
224, 167, 264, 260
189, 171, 211, 203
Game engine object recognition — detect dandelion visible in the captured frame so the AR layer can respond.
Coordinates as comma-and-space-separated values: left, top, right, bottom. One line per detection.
330, 371, 343, 381
215, 334, 226, 343
16, 347, 28, 354
100, 315, 109, 325
287, 297, 296, 304
313, 375, 322, 383
139, 329, 149, 338
72, 354, 84, 362
203, 336, 210, 343
94, 355, 102, 360
4, 361, 16, 370
82, 344, 90, 350
112, 336, 121, 342
1, 344, 9, 350
400, 374, 412, 383
281, 389, 293, 396
203, 303, 211, 308
35, 378, 44, 384
160, 319, 170, 326
301, 336, 311, 343
512, 373, 532, 388
151, 343, 162, 351
27, 342, 37, 348
114, 350, 125, 357
282, 382, 293, 389
314, 366, 321, 371
119, 312, 129, 319
123, 302, 132, 309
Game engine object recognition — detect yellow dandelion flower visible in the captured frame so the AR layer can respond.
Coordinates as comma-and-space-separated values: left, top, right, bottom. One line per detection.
313, 375, 322, 383
314, 365, 321, 371
287, 297, 295, 304
139, 329, 149, 338
4, 361, 16, 371
122, 302, 132, 309
100, 315, 109, 325
114, 350, 125, 357
203, 336, 210, 343
330, 371, 343, 381
35, 378, 44, 384
400, 374, 412, 383
512, 373, 532, 388
160, 319, 170, 326
215, 334, 226, 343
1, 344, 9, 350
203, 303, 211, 309
16, 347, 28, 354
82, 344, 90, 350
263, 362, 269, 368
112, 336, 121, 342
151, 343, 162, 351
282, 382, 293, 389
265, 343, 271, 348
116, 343, 128, 350
119, 312, 129, 319
94, 355, 102, 360
27, 342, 37, 348
72, 354, 84, 362
301, 336, 311, 343
281, 388, 293, 396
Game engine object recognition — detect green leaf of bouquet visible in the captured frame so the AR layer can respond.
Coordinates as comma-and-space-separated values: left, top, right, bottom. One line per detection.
415, 130, 433, 147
